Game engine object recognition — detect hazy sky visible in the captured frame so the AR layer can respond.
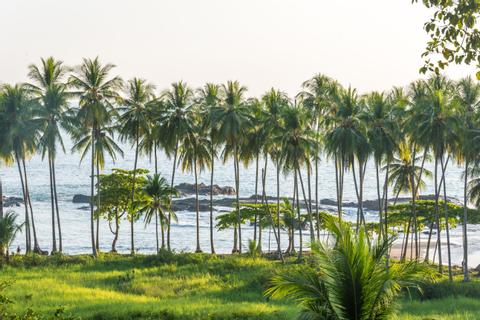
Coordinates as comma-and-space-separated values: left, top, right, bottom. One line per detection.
0, 0, 475, 96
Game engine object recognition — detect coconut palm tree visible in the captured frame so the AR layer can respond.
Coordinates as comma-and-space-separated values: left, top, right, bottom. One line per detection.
138, 174, 178, 252
26, 57, 70, 253
276, 103, 315, 257
455, 76, 480, 281
158, 81, 195, 251
265, 215, 428, 320
262, 88, 290, 253
178, 124, 211, 253
324, 87, 364, 220
0, 211, 24, 260
69, 57, 123, 257
212, 81, 250, 253
198, 83, 222, 254
118, 78, 155, 254
298, 74, 338, 238
362, 91, 399, 237
386, 142, 432, 260
0, 84, 41, 254
408, 75, 458, 275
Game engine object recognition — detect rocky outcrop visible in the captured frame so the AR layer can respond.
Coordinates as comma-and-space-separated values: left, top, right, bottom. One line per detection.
2, 196, 23, 207
73, 194, 92, 204
175, 183, 235, 196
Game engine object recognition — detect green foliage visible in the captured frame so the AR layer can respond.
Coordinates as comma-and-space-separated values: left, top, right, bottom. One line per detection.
96, 168, 148, 223
414, 0, 480, 75
0, 211, 23, 258
420, 278, 480, 300
388, 200, 479, 229
266, 215, 433, 320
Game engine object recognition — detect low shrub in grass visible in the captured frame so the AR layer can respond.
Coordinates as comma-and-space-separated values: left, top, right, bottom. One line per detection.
420, 279, 480, 300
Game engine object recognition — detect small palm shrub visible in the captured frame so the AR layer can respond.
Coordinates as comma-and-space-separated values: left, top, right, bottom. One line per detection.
0, 211, 23, 260
265, 215, 432, 320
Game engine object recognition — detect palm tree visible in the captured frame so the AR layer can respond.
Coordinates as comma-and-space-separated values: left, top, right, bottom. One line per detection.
212, 81, 250, 253
118, 78, 155, 254
26, 57, 70, 253
69, 57, 123, 257
408, 75, 458, 276
362, 91, 399, 237
265, 215, 428, 320
386, 142, 432, 260
138, 174, 178, 252
0, 211, 24, 260
178, 124, 211, 253
0, 84, 41, 253
324, 87, 364, 220
262, 88, 290, 253
455, 76, 480, 281
198, 83, 222, 254
276, 103, 315, 257
298, 74, 338, 238
158, 81, 195, 251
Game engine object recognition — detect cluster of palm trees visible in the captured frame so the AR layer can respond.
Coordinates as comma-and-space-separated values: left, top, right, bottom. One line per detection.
1, 57, 480, 279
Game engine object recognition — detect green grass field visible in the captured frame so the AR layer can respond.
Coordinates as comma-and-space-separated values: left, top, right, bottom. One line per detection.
0, 252, 479, 319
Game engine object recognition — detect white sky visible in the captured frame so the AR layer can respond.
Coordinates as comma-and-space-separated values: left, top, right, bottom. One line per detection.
0, 0, 475, 96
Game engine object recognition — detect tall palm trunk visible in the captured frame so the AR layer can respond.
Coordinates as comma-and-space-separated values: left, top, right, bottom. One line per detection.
432, 157, 443, 272
168, 141, 179, 251
375, 161, 384, 238
234, 145, 242, 253
130, 129, 140, 255
52, 157, 62, 252
383, 166, 390, 236
253, 154, 259, 243
276, 158, 281, 255
22, 157, 41, 253
463, 159, 470, 281
16, 152, 31, 253
155, 210, 159, 253
209, 140, 215, 254
90, 128, 97, 257
297, 167, 315, 242
334, 154, 341, 219
0, 175, 3, 219
49, 155, 57, 253
295, 170, 303, 260
307, 164, 313, 240
96, 159, 100, 251
315, 122, 320, 240
410, 147, 427, 260
194, 157, 202, 253
441, 156, 453, 280
154, 143, 158, 175
261, 167, 284, 262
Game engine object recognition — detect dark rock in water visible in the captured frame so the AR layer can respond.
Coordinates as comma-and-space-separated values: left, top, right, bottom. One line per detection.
175, 183, 235, 196
2, 196, 23, 207
73, 194, 91, 204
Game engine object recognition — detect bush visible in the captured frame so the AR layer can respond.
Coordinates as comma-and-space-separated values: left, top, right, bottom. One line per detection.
420, 279, 480, 300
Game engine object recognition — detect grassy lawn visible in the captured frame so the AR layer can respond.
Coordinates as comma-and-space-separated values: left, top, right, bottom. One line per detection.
0, 252, 478, 319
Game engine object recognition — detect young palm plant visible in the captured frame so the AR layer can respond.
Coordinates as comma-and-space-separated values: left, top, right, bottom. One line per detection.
138, 174, 178, 252
0, 211, 24, 260
266, 215, 430, 320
